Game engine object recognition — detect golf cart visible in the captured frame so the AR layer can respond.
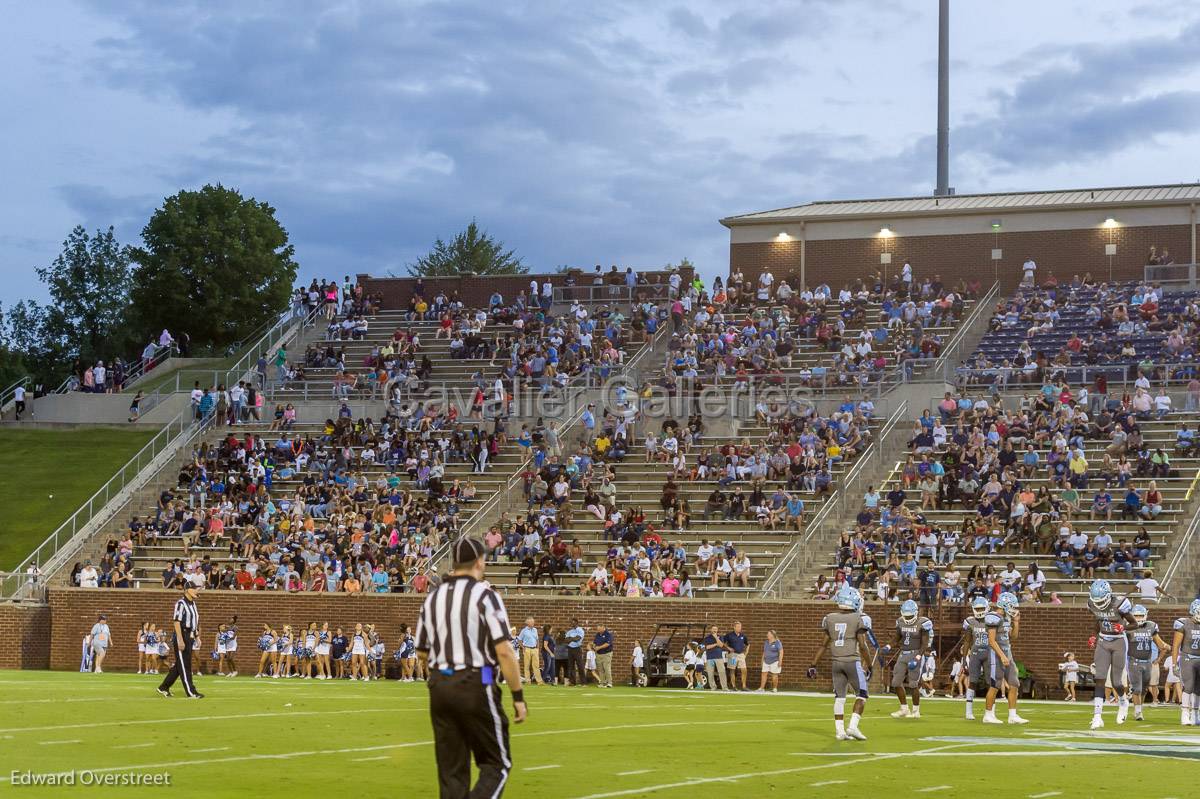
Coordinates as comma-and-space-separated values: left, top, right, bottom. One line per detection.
644, 622, 709, 688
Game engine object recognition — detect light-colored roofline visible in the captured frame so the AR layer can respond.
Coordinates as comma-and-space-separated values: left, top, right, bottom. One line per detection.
720, 182, 1200, 227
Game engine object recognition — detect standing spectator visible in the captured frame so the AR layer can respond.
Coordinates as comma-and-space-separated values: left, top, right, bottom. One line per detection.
517, 618, 542, 685
1134, 570, 1161, 603
593, 624, 614, 688
89, 613, 111, 673
724, 621, 749, 690
757, 630, 783, 692
565, 619, 585, 686
703, 624, 730, 691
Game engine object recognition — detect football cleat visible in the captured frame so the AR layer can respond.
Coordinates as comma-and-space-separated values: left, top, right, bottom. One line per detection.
1090, 715, 1104, 730
846, 727, 867, 741
891, 707, 911, 718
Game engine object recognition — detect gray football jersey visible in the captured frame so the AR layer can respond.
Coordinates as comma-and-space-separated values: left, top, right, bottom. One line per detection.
1174, 618, 1200, 659
822, 611, 871, 661
896, 616, 933, 653
1088, 595, 1133, 638
963, 616, 990, 653
984, 612, 1012, 654
1126, 621, 1159, 661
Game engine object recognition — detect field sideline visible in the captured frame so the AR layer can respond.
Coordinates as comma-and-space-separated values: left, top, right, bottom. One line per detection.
0, 671, 1196, 797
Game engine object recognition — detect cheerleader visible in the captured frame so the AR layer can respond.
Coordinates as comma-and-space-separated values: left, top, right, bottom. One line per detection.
156, 631, 169, 672
399, 624, 417, 681
315, 622, 332, 680
276, 625, 295, 678
332, 627, 348, 679
302, 622, 318, 679
631, 640, 645, 686
214, 623, 229, 675
349, 623, 368, 681
137, 623, 149, 674
145, 624, 160, 674
224, 619, 238, 677
367, 624, 384, 681
255, 625, 276, 678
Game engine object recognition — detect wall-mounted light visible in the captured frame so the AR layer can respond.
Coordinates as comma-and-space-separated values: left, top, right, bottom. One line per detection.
879, 226, 894, 238
776, 232, 791, 242
990, 220, 1002, 231
1103, 217, 1118, 228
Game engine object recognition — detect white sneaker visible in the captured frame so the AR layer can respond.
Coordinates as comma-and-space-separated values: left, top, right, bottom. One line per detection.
846, 727, 867, 741
982, 712, 1003, 725
835, 731, 848, 740
910, 708, 921, 719
965, 711, 975, 720
754, 688, 765, 693
1116, 706, 1128, 725
891, 707, 911, 718
1090, 715, 1104, 730
1008, 713, 1028, 725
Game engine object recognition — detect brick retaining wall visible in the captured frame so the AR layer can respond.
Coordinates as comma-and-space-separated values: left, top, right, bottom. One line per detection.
0, 603, 52, 669
42, 589, 1187, 692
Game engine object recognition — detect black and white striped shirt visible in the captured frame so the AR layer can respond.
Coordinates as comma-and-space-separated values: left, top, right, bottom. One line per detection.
415, 576, 510, 671
172, 596, 198, 639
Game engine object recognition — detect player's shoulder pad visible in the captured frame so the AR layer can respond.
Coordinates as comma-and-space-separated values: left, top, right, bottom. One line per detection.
920, 617, 934, 631
962, 617, 972, 629
985, 612, 1002, 625
1117, 596, 1133, 613
860, 614, 873, 629
1175, 618, 1188, 630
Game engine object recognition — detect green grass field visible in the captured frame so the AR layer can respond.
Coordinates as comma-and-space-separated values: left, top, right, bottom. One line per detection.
0, 671, 1196, 798
0, 428, 156, 569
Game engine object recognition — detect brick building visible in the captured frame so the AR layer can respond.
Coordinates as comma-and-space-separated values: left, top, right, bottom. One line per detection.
721, 184, 1200, 292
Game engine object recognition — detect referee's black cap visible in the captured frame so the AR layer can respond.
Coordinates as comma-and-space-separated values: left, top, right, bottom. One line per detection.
452, 536, 486, 568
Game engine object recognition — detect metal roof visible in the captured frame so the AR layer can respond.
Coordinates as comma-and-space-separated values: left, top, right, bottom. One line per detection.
720, 183, 1200, 226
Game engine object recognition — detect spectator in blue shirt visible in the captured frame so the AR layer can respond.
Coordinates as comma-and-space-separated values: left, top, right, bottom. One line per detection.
702, 625, 730, 691
723, 621, 750, 690
758, 630, 783, 692
517, 618, 543, 684
565, 620, 586, 686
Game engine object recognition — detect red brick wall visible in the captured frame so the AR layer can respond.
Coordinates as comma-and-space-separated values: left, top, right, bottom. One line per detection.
730, 224, 1193, 293
45, 589, 1184, 693
358, 268, 694, 311
0, 603, 52, 669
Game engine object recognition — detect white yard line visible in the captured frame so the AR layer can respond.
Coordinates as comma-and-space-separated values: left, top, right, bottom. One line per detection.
193, 747, 230, 753
916, 787, 953, 793
811, 779, 849, 787
1029, 792, 1062, 798
616, 770, 653, 776
524, 765, 561, 772
0, 719, 777, 784
0, 707, 397, 734
351, 756, 390, 762
38, 740, 81, 746
113, 742, 157, 749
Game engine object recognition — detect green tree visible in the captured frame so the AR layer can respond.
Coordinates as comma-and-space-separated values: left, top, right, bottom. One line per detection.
0, 300, 54, 386
408, 221, 526, 277
35, 225, 135, 365
130, 184, 298, 350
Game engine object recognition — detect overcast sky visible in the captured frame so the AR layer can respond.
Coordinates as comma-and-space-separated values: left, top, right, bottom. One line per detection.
4, 0, 1200, 305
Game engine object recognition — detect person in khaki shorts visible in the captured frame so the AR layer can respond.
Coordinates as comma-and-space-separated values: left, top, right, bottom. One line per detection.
517, 618, 543, 684
592, 624, 615, 688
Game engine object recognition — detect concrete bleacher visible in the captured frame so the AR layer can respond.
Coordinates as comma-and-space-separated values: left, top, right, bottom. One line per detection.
478, 418, 877, 597
655, 293, 977, 390
814, 408, 1200, 601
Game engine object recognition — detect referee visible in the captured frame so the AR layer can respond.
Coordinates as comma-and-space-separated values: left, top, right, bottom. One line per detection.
417, 537, 527, 798
157, 582, 203, 699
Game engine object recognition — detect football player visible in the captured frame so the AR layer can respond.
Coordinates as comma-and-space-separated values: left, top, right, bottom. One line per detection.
983, 592, 1028, 725
1171, 598, 1200, 726
808, 586, 873, 740
888, 599, 933, 718
961, 595, 991, 720
1125, 605, 1168, 721
1086, 579, 1137, 729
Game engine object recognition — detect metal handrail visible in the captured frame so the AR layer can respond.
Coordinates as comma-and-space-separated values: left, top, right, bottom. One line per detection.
0, 376, 30, 414
953, 361, 1200, 389
1, 408, 205, 600
1161, 466, 1200, 594
932, 281, 999, 378
758, 500, 836, 598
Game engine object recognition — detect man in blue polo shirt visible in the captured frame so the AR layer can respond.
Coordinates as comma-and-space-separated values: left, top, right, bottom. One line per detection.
703, 624, 730, 691
565, 619, 586, 686
593, 624, 614, 688
517, 617, 543, 685
723, 621, 750, 691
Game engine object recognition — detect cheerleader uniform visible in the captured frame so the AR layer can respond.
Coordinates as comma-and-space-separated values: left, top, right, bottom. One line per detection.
226, 627, 238, 655
145, 631, 159, 673
137, 631, 147, 672
277, 634, 293, 678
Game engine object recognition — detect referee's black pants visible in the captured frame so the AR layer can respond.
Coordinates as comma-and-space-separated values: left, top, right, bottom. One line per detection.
159, 636, 198, 697
567, 647, 586, 685
428, 669, 511, 799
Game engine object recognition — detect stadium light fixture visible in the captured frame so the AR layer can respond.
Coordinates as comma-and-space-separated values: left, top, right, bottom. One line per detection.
990, 220, 1001, 230
776, 232, 791, 242
1103, 217, 1118, 228
878, 226, 893, 238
